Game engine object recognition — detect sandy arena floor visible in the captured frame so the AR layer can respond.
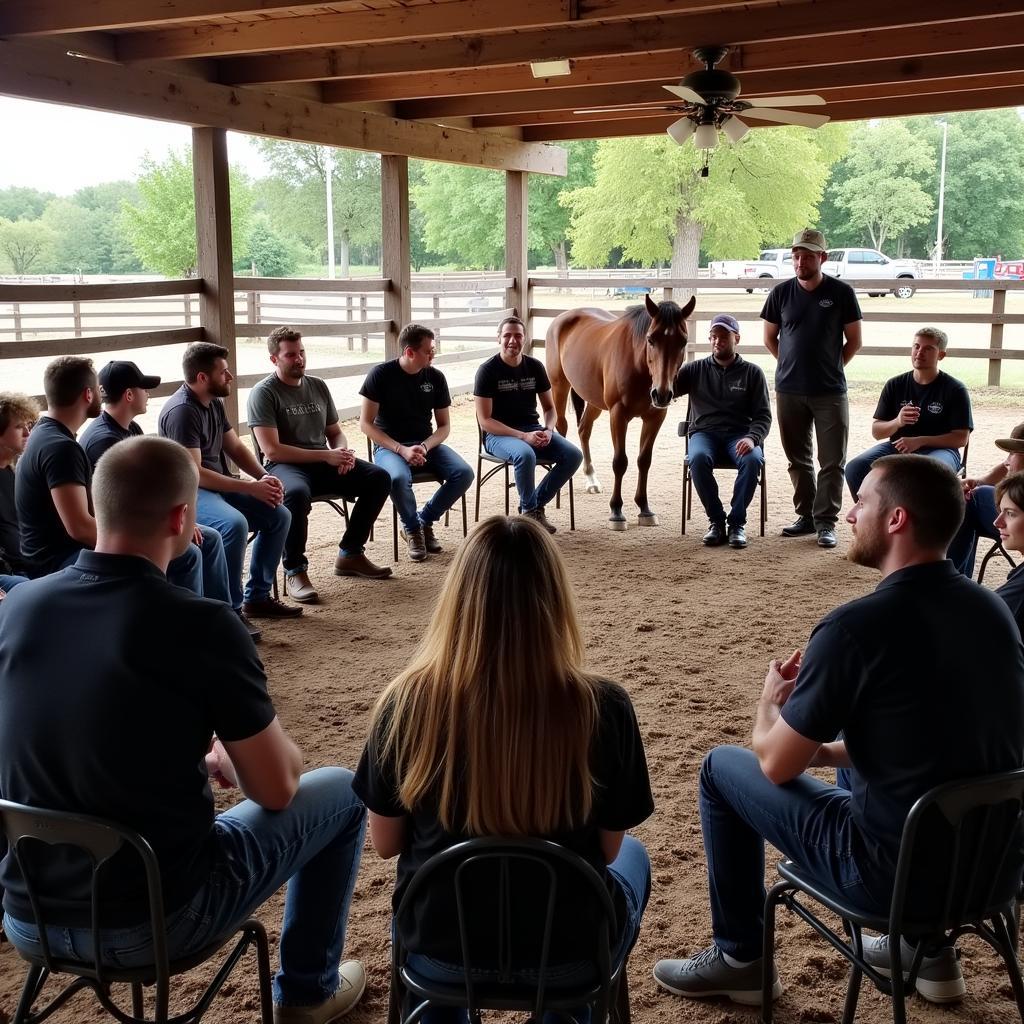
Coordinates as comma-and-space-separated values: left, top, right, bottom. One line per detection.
3, 389, 1024, 1024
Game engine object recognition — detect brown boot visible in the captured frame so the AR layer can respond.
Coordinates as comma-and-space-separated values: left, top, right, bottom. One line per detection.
400, 528, 427, 562
524, 507, 557, 534
421, 523, 443, 554
334, 552, 393, 579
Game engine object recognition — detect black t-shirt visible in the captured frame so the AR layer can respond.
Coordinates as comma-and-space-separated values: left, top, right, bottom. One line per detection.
0, 465, 25, 575
0, 552, 275, 927
353, 679, 654, 963
761, 275, 862, 395
158, 384, 232, 476
873, 371, 974, 442
359, 360, 451, 444
474, 354, 550, 430
14, 417, 93, 577
781, 561, 1024, 895
998, 564, 1024, 636
79, 410, 143, 469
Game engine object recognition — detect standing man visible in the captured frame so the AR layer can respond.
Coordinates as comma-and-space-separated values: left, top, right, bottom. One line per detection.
474, 316, 582, 534
763, 229, 862, 549
359, 323, 473, 562
159, 342, 300, 621
653, 456, 1024, 1005
845, 328, 971, 499
673, 314, 771, 550
249, 327, 392, 603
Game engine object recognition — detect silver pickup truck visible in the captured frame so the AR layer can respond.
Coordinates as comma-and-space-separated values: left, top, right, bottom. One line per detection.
708, 248, 796, 292
822, 248, 918, 299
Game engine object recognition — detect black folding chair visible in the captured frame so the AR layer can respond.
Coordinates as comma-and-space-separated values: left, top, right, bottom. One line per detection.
761, 769, 1024, 1024
474, 424, 575, 531
0, 799, 273, 1024
388, 837, 629, 1024
978, 539, 1017, 584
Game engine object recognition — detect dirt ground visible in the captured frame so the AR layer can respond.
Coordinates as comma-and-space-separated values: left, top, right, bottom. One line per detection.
3, 389, 1024, 1024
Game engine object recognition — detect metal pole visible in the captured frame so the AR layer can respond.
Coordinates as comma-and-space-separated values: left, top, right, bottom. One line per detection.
933, 120, 948, 277
325, 148, 336, 279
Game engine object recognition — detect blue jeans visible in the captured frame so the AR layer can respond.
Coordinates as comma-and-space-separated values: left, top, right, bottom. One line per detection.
699, 745, 888, 962
686, 432, 764, 528
845, 441, 961, 501
947, 484, 999, 577
3, 767, 366, 1008
165, 526, 230, 604
196, 488, 291, 607
483, 431, 582, 513
373, 444, 474, 534
406, 836, 651, 1024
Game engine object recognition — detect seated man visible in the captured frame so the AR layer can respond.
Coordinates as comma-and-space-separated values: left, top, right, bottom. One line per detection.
474, 316, 582, 534
79, 360, 240, 630
845, 327, 972, 499
653, 455, 1024, 1006
249, 327, 392, 603
0, 436, 367, 1024
159, 342, 300, 620
947, 423, 1024, 577
0, 391, 38, 594
359, 323, 473, 562
673, 313, 771, 550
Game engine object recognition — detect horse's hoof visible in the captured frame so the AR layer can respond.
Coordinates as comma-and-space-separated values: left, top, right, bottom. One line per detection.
609, 517, 628, 532
586, 484, 602, 495
638, 514, 659, 527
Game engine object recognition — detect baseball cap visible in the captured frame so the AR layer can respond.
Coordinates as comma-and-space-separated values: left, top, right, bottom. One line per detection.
792, 228, 827, 253
995, 423, 1024, 454
709, 314, 740, 334
98, 360, 161, 401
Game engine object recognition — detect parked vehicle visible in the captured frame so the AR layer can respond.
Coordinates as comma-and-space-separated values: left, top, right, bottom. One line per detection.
708, 248, 796, 292
822, 248, 918, 298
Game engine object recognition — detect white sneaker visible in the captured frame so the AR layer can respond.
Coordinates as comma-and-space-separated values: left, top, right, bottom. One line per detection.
861, 934, 965, 1003
274, 961, 367, 1024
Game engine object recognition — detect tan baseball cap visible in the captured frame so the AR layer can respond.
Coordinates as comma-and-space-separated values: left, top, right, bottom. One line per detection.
995, 423, 1024, 454
792, 229, 827, 253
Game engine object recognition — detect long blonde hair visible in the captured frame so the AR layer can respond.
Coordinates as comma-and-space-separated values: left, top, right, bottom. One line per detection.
372, 515, 600, 836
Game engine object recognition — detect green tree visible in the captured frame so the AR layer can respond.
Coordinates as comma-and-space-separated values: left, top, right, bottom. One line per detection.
41, 200, 109, 274
121, 149, 253, 277
563, 126, 839, 276
74, 181, 144, 273
0, 187, 55, 223
239, 212, 300, 277
0, 218, 57, 274
528, 140, 597, 270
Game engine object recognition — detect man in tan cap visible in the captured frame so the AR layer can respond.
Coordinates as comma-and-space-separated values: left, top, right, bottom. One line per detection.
947, 422, 1024, 576
762, 229, 863, 549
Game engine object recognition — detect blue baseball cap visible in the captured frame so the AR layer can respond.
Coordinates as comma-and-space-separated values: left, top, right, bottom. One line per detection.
709, 314, 740, 334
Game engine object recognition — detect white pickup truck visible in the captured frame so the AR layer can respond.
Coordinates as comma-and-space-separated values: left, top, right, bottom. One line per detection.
708, 248, 795, 292
822, 248, 918, 299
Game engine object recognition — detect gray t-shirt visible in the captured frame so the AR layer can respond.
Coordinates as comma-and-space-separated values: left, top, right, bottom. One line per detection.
246, 374, 338, 451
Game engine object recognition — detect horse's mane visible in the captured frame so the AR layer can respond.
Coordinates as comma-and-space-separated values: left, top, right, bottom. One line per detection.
622, 301, 686, 343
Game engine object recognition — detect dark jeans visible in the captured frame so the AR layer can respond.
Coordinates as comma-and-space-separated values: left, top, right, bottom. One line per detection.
845, 442, 961, 502
686, 431, 764, 528
269, 459, 391, 570
699, 745, 888, 961
947, 484, 999, 577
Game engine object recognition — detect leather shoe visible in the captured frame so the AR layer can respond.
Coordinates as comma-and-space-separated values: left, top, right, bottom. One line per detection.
285, 570, 319, 604
702, 521, 727, 546
781, 515, 816, 537
422, 523, 443, 554
242, 596, 303, 619
236, 609, 262, 643
334, 552, 393, 579
728, 525, 747, 549
817, 528, 838, 548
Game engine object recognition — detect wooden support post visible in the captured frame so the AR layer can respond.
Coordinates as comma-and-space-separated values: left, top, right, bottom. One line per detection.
505, 170, 529, 347
989, 287, 1006, 386
360, 294, 368, 353
346, 294, 354, 351
433, 293, 442, 353
381, 155, 411, 360
192, 127, 239, 426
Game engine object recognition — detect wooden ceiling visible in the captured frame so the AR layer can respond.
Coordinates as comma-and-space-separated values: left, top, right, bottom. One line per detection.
1, 0, 1023, 163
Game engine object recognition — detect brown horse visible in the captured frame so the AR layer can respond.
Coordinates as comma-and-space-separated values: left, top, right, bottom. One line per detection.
546, 293, 695, 530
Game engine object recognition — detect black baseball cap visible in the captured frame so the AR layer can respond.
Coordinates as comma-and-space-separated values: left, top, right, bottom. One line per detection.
98, 361, 161, 401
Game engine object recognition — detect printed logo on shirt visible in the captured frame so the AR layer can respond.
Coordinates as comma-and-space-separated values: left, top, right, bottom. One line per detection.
927, 402, 943, 415
497, 378, 537, 392
286, 402, 323, 416
728, 382, 746, 392
420, 382, 434, 393
818, 299, 834, 308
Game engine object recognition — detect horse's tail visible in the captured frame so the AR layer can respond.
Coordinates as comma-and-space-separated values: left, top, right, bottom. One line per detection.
570, 387, 585, 426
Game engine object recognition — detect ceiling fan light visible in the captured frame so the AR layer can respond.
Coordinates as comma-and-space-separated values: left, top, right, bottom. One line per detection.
694, 123, 718, 150
666, 117, 696, 145
530, 59, 572, 78
722, 116, 750, 143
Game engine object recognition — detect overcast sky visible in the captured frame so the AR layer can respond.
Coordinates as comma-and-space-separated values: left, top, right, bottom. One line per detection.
0, 97, 269, 195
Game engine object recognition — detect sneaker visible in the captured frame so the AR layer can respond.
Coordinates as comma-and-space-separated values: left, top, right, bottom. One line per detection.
817, 527, 838, 548
861, 934, 965, 1004
285, 570, 319, 604
274, 960, 367, 1024
653, 945, 782, 1006
334, 552, 393, 578
241, 596, 303, 619
524, 507, 557, 534
702, 521, 727, 547
236, 609, 262, 644
421, 523, 443, 554
781, 516, 816, 537
728, 525, 747, 549
400, 527, 427, 562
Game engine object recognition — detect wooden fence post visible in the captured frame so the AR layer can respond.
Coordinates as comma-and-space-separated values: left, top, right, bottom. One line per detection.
12, 302, 23, 342
989, 287, 1006, 386
360, 294, 368, 353
346, 294, 354, 351
433, 293, 441, 353
72, 300, 82, 338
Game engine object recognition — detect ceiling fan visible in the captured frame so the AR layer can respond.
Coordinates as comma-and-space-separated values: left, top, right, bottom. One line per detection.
575, 46, 830, 151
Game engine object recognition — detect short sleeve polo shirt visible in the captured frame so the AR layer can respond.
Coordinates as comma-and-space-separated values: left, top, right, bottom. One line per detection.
158, 384, 232, 475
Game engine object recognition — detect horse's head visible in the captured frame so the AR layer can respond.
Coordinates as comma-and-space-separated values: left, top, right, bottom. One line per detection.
643, 293, 696, 408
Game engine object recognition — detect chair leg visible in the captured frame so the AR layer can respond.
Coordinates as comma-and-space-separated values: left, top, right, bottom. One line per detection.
131, 981, 145, 1019
760, 466, 767, 538
992, 914, 1024, 1021
680, 465, 687, 535
393, 506, 399, 563
840, 921, 864, 1024
474, 456, 482, 523
504, 466, 510, 515
251, 920, 275, 1024
761, 881, 790, 1023
13, 963, 47, 1024
461, 494, 468, 536
613, 966, 631, 1024
889, 933, 908, 1024
568, 476, 575, 531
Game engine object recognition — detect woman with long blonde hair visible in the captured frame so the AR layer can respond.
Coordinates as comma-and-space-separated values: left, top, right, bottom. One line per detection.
353, 514, 653, 1017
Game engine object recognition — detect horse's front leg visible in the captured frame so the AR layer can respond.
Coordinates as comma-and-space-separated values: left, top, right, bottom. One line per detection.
578, 403, 603, 494
608, 404, 629, 530
635, 407, 668, 526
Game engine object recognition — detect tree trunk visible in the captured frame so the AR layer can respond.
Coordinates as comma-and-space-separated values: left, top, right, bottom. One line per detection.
671, 213, 703, 279
553, 240, 569, 274
338, 231, 351, 277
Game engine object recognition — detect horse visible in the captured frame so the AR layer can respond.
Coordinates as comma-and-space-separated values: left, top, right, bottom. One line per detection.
546, 292, 695, 530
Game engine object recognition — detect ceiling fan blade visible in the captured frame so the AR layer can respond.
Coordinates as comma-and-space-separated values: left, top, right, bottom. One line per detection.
666, 117, 696, 145
739, 107, 830, 128
721, 115, 750, 143
573, 104, 673, 114
664, 84, 705, 104
744, 94, 826, 107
